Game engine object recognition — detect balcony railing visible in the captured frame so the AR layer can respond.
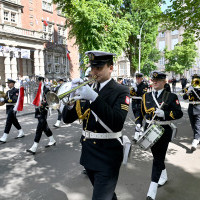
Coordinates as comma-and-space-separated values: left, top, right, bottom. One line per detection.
0, 24, 47, 41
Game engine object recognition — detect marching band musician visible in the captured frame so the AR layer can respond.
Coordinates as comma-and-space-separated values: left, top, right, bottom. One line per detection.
53, 78, 64, 128
183, 74, 200, 151
140, 71, 183, 200
130, 73, 148, 142
0, 79, 25, 143
62, 51, 130, 200
26, 76, 56, 155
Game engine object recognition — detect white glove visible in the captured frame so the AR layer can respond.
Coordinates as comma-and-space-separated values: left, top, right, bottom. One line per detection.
74, 84, 98, 102
70, 78, 84, 99
135, 124, 141, 131
155, 108, 165, 118
0, 97, 4, 102
187, 85, 194, 93
132, 83, 137, 92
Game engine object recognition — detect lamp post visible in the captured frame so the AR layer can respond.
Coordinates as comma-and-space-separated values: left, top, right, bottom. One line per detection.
137, 20, 148, 73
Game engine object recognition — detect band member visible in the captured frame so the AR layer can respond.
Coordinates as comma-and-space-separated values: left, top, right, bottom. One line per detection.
139, 71, 183, 200
183, 74, 200, 151
62, 51, 130, 200
53, 78, 64, 128
130, 73, 148, 141
0, 79, 25, 143
27, 76, 56, 154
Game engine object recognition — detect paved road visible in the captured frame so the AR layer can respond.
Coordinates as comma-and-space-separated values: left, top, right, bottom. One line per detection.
0, 98, 200, 200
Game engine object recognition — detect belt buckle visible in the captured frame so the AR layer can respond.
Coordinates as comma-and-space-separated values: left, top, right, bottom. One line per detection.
85, 131, 90, 139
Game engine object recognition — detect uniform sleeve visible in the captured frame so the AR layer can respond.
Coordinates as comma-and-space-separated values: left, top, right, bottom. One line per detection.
183, 88, 189, 100
164, 94, 183, 120
90, 88, 130, 132
130, 87, 136, 96
62, 104, 78, 123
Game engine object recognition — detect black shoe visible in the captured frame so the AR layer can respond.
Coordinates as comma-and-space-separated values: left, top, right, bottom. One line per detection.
146, 197, 153, 200
191, 146, 196, 152
15, 135, 25, 139
45, 142, 56, 148
26, 149, 36, 155
0, 140, 6, 144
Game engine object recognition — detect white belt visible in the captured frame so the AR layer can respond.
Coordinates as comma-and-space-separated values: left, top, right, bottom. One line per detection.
146, 119, 171, 125
6, 103, 16, 105
82, 130, 122, 139
189, 101, 200, 104
131, 96, 142, 100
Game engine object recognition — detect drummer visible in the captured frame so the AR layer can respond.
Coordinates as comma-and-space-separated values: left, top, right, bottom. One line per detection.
139, 71, 183, 200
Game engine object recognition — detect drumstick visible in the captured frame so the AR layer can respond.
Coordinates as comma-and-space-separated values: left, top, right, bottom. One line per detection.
147, 102, 164, 129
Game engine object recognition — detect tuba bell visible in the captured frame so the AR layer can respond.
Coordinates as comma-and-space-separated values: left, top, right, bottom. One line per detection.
192, 78, 200, 88
0, 91, 6, 106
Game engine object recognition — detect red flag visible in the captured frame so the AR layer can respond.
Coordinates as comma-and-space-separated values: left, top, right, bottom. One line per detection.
14, 86, 24, 111
33, 82, 43, 107
43, 20, 48, 26
67, 50, 71, 60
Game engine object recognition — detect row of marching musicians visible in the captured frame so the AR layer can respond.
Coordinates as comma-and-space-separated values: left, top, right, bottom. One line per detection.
0, 50, 196, 200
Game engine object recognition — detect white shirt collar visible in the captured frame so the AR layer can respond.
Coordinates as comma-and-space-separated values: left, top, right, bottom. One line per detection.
153, 88, 164, 98
99, 78, 112, 91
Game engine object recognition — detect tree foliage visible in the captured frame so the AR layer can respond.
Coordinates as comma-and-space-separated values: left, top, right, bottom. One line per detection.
164, 32, 198, 74
162, 0, 200, 39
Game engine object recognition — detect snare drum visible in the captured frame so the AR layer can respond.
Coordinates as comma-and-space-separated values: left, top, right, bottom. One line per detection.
137, 124, 164, 150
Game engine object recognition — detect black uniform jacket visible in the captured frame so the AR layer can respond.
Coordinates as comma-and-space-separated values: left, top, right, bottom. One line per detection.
62, 79, 130, 172
183, 88, 200, 115
131, 81, 148, 106
4, 87, 19, 114
35, 86, 50, 118
141, 90, 183, 141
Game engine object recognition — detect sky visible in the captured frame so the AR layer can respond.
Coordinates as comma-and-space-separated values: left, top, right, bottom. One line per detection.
161, 0, 172, 12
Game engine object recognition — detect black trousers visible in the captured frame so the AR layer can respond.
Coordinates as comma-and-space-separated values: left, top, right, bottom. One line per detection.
150, 127, 171, 183
132, 102, 143, 125
34, 116, 53, 143
57, 110, 62, 121
4, 110, 21, 134
188, 109, 200, 140
85, 169, 119, 200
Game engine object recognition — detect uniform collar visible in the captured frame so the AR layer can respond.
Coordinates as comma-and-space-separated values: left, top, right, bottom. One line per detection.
99, 78, 112, 91
153, 88, 164, 98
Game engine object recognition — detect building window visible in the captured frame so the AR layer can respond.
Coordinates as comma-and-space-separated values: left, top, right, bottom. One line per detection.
54, 56, 60, 64
4, 11, 9, 21
55, 65, 60, 73
159, 32, 165, 38
47, 55, 52, 62
159, 41, 165, 51
159, 57, 165, 65
171, 38, 179, 50
42, 0, 52, 12
43, 24, 47, 32
119, 62, 127, 76
11, 13, 16, 22
47, 64, 52, 73
171, 30, 179, 35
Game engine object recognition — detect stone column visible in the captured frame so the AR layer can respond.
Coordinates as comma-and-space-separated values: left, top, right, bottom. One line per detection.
4, 48, 11, 82
11, 57, 17, 80
34, 49, 40, 75
39, 50, 45, 77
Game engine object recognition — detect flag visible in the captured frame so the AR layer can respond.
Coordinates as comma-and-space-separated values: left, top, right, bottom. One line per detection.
14, 86, 24, 111
67, 50, 71, 60
43, 20, 48, 26
32, 82, 44, 107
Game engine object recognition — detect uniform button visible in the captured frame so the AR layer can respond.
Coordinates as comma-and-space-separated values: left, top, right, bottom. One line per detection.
93, 141, 96, 144
83, 138, 86, 141
94, 130, 97, 133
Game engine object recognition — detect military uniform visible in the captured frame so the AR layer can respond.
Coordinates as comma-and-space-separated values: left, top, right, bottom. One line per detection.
183, 74, 200, 151
27, 76, 56, 154
0, 79, 24, 143
62, 51, 130, 200
140, 71, 183, 200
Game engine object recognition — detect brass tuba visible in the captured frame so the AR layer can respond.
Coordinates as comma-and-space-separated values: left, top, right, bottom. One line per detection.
0, 91, 6, 106
192, 78, 200, 88
46, 77, 96, 110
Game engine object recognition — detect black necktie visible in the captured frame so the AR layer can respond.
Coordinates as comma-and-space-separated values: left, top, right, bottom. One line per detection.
155, 91, 158, 99
96, 82, 100, 92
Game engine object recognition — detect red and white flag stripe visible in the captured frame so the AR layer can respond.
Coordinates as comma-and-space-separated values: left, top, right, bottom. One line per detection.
32, 82, 44, 107
14, 86, 24, 111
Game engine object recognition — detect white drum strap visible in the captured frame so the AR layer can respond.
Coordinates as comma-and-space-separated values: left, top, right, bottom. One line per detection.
151, 92, 160, 108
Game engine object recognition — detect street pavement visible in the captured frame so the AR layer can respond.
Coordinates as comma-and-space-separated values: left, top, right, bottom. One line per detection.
0, 93, 200, 200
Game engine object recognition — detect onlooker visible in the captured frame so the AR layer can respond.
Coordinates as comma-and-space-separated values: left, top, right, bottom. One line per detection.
181, 76, 187, 91
171, 77, 177, 93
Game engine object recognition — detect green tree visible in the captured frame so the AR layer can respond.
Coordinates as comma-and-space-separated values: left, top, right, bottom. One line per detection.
162, 0, 200, 39
164, 32, 198, 74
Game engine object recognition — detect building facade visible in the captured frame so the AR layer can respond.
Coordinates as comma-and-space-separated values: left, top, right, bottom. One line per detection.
0, 0, 79, 88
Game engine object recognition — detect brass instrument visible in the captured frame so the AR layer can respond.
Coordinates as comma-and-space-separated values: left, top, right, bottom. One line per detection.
0, 91, 6, 106
192, 78, 200, 88
46, 77, 96, 110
